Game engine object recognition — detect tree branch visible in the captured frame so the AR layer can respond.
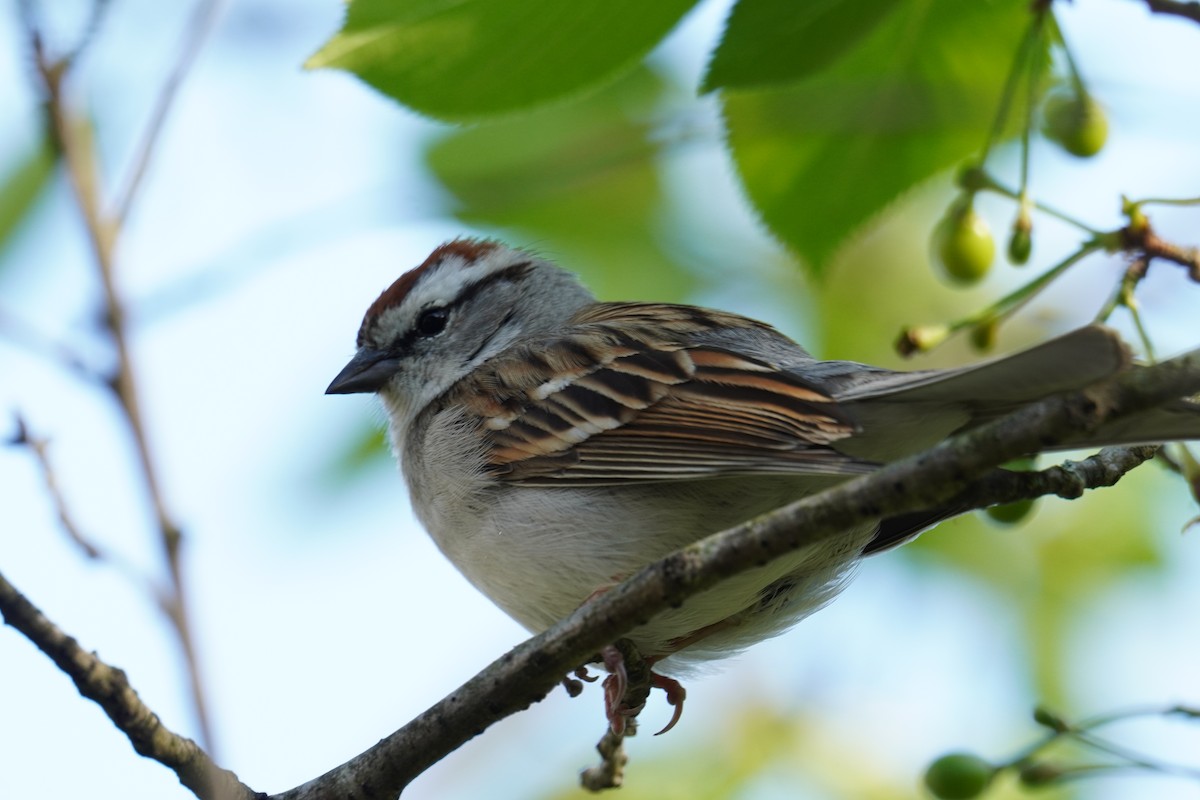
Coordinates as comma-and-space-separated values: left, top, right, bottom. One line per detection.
0, 570, 258, 800
1142, 0, 1200, 25
944, 444, 1160, 508
112, 0, 225, 224
1141, 229, 1200, 282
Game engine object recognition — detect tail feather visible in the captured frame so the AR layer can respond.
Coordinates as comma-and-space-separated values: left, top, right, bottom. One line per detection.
833, 326, 1198, 462
842, 325, 1130, 406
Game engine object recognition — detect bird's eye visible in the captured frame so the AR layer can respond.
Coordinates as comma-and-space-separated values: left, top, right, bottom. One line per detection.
416, 307, 449, 337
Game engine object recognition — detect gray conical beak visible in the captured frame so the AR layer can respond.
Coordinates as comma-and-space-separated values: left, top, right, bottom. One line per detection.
325, 348, 398, 395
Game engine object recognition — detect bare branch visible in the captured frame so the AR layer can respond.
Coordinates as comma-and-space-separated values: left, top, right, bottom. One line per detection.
945, 444, 1160, 509
112, 0, 226, 224
1142, 0, 1200, 25
0, 570, 259, 800
8, 414, 164, 598
1142, 230, 1200, 282
19, 5, 218, 754
581, 730, 629, 791
0, 307, 101, 382
65, 0, 115, 63
11, 415, 103, 560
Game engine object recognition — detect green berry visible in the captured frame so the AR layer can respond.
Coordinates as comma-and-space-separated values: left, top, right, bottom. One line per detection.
985, 499, 1035, 525
924, 752, 996, 799
932, 199, 995, 285
984, 458, 1037, 524
1007, 219, 1032, 265
969, 319, 998, 352
1042, 92, 1108, 158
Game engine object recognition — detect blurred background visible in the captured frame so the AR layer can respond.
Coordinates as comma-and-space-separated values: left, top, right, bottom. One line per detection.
1, 1, 1199, 798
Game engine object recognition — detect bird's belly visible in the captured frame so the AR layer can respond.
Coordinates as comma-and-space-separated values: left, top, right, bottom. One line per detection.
418, 475, 873, 668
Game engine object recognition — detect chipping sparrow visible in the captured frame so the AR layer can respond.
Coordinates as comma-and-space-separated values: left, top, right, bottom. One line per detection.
327, 239, 1199, 729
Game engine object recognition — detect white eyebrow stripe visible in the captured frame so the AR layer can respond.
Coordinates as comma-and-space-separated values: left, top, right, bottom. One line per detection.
403, 259, 480, 310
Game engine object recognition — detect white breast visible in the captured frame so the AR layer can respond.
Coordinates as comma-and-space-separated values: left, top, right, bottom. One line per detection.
401, 405, 873, 673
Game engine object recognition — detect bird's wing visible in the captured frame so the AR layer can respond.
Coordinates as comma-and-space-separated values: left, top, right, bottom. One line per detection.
450, 302, 876, 485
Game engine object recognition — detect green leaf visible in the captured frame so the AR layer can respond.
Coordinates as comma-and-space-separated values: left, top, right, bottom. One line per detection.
308, 0, 699, 122
425, 67, 696, 301
0, 134, 57, 261
702, 0, 904, 92
324, 423, 390, 484
724, 0, 1038, 275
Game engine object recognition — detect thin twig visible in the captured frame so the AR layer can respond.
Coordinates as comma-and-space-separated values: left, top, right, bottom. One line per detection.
0, 307, 101, 382
112, 0, 226, 224
1142, 0, 1200, 25
20, 6, 218, 755
65, 0, 115, 64
9, 414, 162, 596
581, 729, 630, 791
11, 415, 102, 559
945, 445, 1159, 510
1140, 229, 1200, 281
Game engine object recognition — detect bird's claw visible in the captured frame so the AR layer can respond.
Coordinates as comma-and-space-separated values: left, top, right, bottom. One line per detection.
651, 673, 687, 735
598, 645, 688, 736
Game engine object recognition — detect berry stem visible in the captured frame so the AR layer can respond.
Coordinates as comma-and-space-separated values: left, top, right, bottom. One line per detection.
1048, 11, 1089, 99
1018, 12, 1048, 199
965, 168, 1100, 235
1129, 195, 1200, 207
981, 10, 1044, 163
960, 242, 1100, 332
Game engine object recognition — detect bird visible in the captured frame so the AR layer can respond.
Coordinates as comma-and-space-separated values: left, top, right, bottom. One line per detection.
326, 238, 1200, 732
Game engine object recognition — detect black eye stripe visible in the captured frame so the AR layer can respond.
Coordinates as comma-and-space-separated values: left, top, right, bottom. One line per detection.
381, 260, 534, 353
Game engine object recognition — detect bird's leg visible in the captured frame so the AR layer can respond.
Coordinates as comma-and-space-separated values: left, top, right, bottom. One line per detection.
601, 648, 687, 735
601, 644, 634, 735
572, 583, 689, 735
662, 616, 740, 654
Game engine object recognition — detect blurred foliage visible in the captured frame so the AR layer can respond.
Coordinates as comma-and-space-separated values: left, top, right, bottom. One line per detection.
323, 424, 389, 486
317, 0, 1042, 273
329, 66, 708, 478
425, 66, 698, 302
307, 0, 699, 121
0, 131, 57, 264
544, 704, 916, 800
909, 463, 1165, 707
725, 0, 1035, 272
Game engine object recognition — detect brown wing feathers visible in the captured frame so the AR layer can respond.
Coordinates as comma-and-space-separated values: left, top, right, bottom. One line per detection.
459, 304, 870, 484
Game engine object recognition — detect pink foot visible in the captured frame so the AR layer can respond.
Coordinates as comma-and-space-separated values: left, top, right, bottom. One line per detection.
601, 645, 633, 735
599, 647, 689, 736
